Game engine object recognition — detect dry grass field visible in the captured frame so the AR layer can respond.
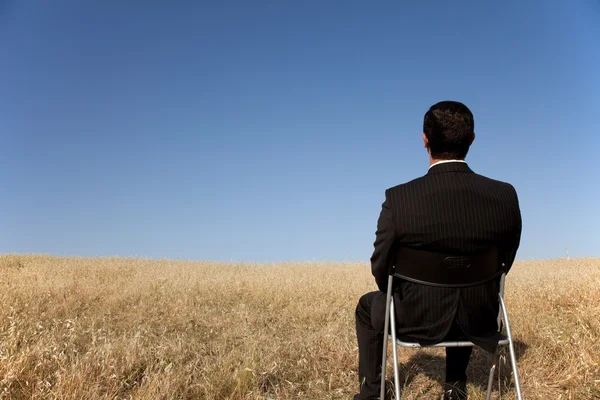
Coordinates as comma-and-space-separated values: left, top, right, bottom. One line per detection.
0, 255, 599, 399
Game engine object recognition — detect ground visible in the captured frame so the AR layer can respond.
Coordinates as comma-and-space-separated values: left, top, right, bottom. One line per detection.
1, 255, 599, 399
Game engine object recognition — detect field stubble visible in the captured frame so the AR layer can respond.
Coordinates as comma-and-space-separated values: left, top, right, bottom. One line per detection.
0, 255, 599, 399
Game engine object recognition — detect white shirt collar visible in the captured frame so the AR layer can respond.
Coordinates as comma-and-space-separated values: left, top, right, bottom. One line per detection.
428, 159, 466, 170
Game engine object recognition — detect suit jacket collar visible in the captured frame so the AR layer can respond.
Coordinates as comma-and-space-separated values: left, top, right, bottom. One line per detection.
427, 161, 473, 175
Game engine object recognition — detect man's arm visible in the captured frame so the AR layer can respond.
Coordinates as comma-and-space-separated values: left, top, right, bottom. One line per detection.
370, 189, 397, 292
505, 185, 522, 273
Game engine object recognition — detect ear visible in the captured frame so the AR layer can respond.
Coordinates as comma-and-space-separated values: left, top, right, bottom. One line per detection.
422, 133, 429, 148
470, 132, 476, 145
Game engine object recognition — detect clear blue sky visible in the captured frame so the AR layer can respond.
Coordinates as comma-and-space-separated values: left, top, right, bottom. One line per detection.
1, 1, 598, 262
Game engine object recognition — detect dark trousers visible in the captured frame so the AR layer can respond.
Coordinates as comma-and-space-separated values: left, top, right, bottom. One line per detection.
355, 291, 472, 400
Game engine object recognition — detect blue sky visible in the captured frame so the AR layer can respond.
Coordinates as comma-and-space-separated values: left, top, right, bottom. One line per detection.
1, 1, 598, 261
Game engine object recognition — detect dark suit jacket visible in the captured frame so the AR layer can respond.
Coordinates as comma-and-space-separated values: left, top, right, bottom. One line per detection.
371, 162, 522, 352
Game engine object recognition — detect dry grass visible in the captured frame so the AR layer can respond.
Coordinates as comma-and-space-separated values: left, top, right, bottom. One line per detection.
0, 255, 599, 399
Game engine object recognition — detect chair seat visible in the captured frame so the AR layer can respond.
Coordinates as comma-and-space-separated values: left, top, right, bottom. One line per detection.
395, 335, 509, 348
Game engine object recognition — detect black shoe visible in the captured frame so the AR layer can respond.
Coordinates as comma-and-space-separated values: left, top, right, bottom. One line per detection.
353, 395, 380, 400
443, 380, 467, 400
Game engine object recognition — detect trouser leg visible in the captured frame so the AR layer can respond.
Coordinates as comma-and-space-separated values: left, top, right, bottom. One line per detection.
445, 346, 473, 382
355, 291, 385, 399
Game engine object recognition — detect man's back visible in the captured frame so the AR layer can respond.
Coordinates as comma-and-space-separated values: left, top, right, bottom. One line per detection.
371, 161, 522, 352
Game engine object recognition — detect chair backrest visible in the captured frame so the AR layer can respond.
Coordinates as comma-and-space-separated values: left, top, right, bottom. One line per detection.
392, 246, 505, 288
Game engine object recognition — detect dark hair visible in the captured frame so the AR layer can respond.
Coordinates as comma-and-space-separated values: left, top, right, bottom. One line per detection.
423, 101, 475, 159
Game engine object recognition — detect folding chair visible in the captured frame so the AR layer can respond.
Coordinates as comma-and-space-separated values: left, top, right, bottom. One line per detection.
380, 247, 523, 400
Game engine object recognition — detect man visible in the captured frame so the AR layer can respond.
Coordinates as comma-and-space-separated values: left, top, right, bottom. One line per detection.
354, 101, 522, 400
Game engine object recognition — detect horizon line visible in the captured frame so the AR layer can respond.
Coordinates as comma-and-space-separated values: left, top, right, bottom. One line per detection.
1, 252, 596, 263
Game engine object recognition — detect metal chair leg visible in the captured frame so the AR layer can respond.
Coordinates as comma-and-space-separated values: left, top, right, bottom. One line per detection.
485, 347, 500, 400
390, 299, 401, 400
381, 277, 394, 400
500, 296, 523, 400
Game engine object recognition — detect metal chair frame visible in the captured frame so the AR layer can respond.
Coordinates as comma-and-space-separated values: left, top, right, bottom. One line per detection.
380, 256, 523, 400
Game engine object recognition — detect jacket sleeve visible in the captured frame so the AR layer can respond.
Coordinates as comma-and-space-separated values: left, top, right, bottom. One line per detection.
505, 185, 522, 273
370, 189, 397, 292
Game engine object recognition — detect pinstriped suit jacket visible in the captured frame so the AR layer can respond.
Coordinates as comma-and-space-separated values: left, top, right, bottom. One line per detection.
370, 162, 522, 352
